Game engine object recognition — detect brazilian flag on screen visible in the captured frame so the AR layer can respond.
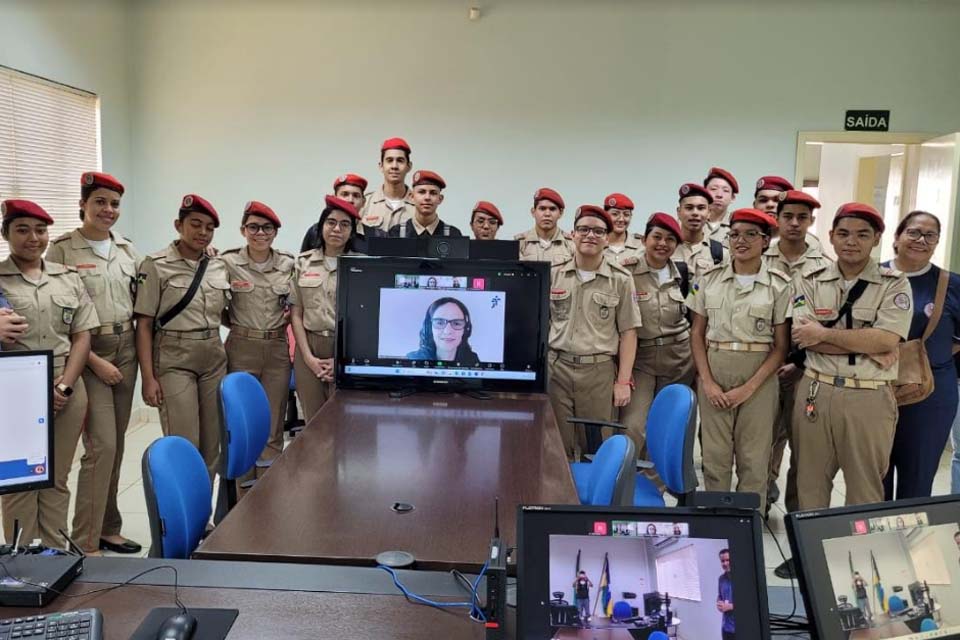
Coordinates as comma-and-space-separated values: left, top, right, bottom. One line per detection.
871, 550, 887, 612
598, 553, 612, 617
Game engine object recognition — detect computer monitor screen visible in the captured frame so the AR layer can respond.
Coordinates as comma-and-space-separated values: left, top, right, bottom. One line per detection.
0, 351, 54, 495
518, 505, 771, 640
787, 495, 960, 640
335, 256, 549, 393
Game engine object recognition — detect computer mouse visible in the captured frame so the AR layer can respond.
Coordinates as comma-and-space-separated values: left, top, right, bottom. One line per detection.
156, 612, 197, 640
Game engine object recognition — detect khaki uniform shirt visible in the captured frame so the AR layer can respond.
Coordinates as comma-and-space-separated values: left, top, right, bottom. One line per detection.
516, 227, 574, 265
605, 234, 645, 265
792, 261, 912, 381
687, 262, 792, 344
675, 237, 729, 282
549, 257, 643, 355
290, 250, 338, 333
220, 247, 295, 331
0, 258, 99, 356
762, 240, 831, 280
133, 242, 231, 331
360, 185, 414, 233
629, 257, 689, 340
45, 229, 141, 327
706, 211, 732, 245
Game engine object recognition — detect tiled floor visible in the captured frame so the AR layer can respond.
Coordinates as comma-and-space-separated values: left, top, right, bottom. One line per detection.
1, 416, 956, 577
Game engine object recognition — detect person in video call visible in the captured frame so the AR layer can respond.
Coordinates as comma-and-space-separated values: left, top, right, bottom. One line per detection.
387, 170, 462, 237
573, 570, 593, 626
406, 297, 481, 365
646, 523, 658, 536
470, 200, 502, 240
852, 571, 873, 625
717, 548, 735, 640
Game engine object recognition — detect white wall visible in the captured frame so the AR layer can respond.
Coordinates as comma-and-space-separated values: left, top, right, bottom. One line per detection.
548, 534, 655, 606
823, 530, 918, 609
124, 0, 960, 255
661, 538, 727, 640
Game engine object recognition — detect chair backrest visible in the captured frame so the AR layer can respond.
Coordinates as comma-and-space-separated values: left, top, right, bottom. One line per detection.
612, 600, 632, 620
142, 436, 212, 559
920, 618, 937, 632
649, 632, 669, 640
584, 435, 635, 506
219, 372, 272, 480
888, 595, 906, 613
646, 384, 698, 494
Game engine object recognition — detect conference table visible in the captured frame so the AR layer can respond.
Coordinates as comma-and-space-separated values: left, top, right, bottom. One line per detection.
195, 390, 579, 571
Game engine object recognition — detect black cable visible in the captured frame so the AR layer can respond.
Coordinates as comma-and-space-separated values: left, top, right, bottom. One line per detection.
0, 557, 187, 613
762, 515, 802, 625
450, 569, 485, 623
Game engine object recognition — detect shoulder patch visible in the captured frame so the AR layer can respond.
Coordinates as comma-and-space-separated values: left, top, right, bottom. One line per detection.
51, 232, 72, 243
880, 266, 903, 278
633, 232, 645, 240
513, 232, 526, 241
562, 231, 573, 240
608, 260, 631, 276
893, 292, 911, 310
768, 267, 790, 282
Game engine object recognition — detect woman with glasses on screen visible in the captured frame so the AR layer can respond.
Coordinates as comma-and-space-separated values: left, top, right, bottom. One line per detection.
290, 195, 358, 421
406, 297, 481, 366
220, 202, 295, 473
881, 211, 960, 500
688, 209, 790, 515
0, 199, 98, 549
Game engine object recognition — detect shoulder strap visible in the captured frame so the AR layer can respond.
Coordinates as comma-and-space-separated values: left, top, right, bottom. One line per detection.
157, 257, 209, 329
922, 267, 949, 341
823, 279, 870, 329
676, 261, 690, 298
709, 239, 723, 265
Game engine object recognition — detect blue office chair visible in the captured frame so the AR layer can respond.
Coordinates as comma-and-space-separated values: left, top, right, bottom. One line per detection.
635, 384, 698, 507
215, 372, 271, 524
569, 434, 635, 506
612, 600, 632, 622
648, 632, 669, 640
888, 595, 907, 613
920, 618, 938, 631
142, 436, 212, 559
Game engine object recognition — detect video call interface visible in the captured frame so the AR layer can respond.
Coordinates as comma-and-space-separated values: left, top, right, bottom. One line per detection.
342, 267, 543, 382
545, 520, 738, 640
0, 354, 50, 490
815, 509, 960, 640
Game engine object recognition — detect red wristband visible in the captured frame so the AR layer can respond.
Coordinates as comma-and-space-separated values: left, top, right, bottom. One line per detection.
615, 379, 635, 389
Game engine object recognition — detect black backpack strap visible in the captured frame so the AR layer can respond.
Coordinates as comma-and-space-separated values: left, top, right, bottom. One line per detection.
791, 278, 870, 368
157, 257, 209, 329
676, 261, 690, 298
709, 239, 723, 265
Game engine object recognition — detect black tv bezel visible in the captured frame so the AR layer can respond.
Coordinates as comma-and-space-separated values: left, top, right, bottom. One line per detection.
334, 255, 549, 394
0, 350, 55, 496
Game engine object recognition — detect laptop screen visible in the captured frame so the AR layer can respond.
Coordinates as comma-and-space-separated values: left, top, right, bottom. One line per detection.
787, 495, 960, 640
517, 505, 771, 640
0, 350, 54, 495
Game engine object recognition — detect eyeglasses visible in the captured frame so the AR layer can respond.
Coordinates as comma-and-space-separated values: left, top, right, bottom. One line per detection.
728, 230, 766, 243
432, 318, 466, 331
473, 218, 498, 228
574, 226, 608, 237
323, 219, 353, 231
243, 223, 276, 235
903, 229, 940, 243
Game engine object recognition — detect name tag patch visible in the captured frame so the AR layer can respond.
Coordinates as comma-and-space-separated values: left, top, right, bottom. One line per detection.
635, 291, 651, 302
231, 280, 254, 292
814, 308, 833, 316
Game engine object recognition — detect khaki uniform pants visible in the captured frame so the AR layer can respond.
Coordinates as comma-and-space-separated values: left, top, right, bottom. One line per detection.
767, 369, 802, 512
293, 332, 334, 423
71, 332, 138, 551
154, 334, 227, 480
793, 378, 897, 510
226, 333, 291, 475
2, 370, 86, 549
547, 354, 615, 458
699, 350, 778, 514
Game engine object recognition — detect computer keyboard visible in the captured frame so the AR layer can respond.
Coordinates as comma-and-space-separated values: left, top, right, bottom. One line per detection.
0, 608, 102, 640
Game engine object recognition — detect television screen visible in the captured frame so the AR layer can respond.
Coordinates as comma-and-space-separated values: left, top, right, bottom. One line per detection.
335, 256, 549, 393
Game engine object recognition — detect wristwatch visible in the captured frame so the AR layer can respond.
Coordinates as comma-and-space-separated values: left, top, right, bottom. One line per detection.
55, 383, 73, 397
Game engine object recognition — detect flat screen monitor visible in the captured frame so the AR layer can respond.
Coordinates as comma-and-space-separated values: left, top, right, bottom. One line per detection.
517, 505, 771, 640
0, 350, 54, 495
786, 495, 960, 640
335, 256, 549, 393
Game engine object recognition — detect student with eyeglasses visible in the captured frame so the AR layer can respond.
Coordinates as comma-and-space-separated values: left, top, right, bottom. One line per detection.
221, 201, 295, 474
470, 201, 502, 240
688, 209, 791, 515
290, 195, 359, 421
548, 205, 642, 459
881, 211, 960, 499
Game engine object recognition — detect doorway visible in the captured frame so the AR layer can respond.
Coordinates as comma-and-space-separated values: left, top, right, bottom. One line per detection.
795, 131, 960, 268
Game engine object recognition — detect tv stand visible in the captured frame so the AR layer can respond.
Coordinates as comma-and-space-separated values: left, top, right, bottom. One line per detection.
388, 388, 418, 399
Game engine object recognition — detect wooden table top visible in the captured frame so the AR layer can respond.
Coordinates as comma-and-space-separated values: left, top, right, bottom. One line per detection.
196, 390, 577, 571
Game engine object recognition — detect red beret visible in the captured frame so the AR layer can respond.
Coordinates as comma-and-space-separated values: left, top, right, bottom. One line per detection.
835, 202, 885, 233
575, 204, 613, 231
646, 212, 682, 241
243, 200, 281, 228
754, 176, 794, 195
324, 194, 360, 220
333, 173, 368, 193
731, 208, 778, 231
179, 194, 220, 227
381, 137, 411, 154
534, 187, 565, 210
678, 183, 714, 204
604, 193, 634, 210
1, 199, 54, 225
704, 167, 739, 194
82, 171, 125, 195
472, 200, 502, 224
778, 190, 821, 210
412, 170, 446, 190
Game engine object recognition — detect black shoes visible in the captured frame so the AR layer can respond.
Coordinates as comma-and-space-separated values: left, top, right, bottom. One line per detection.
99, 537, 142, 554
